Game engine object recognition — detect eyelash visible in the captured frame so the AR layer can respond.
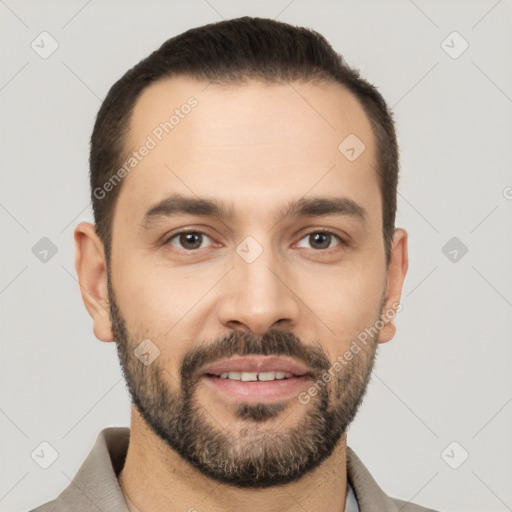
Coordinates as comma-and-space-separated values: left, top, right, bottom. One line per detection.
163, 229, 347, 252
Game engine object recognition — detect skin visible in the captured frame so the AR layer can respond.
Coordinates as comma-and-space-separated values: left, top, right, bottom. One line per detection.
74, 76, 408, 512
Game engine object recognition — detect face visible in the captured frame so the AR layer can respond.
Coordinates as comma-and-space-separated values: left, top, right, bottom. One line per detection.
105, 76, 399, 487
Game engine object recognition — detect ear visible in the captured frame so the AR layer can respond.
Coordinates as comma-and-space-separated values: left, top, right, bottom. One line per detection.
378, 228, 409, 344
74, 222, 114, 342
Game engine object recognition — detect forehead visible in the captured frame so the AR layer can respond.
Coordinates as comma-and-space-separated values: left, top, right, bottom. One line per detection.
117, 75, 380, 230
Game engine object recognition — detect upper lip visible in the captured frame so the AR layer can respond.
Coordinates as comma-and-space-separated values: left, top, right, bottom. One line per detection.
202, 356, 312, 377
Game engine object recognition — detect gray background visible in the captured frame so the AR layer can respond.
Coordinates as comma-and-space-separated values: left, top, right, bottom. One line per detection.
1, 1, 511, 511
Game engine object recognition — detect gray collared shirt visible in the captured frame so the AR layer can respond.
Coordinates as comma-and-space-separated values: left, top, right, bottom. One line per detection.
121, 471, 358, 511
123, 468, 359, 512
29, 427, 440, 512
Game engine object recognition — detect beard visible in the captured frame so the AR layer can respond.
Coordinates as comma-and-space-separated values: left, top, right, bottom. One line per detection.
107, 269, 381, 488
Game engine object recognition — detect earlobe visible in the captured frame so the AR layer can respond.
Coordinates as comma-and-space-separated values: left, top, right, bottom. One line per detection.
74, 222, 114, 343
378, 228, 409, 344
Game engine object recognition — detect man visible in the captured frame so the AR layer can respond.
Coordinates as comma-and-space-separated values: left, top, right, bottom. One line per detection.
31, 16, 439, 512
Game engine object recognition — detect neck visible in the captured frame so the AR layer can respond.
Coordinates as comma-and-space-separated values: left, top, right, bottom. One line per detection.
118, 407, 348, 512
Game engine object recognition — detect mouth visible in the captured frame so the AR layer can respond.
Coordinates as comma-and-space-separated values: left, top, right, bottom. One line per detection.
210, 370, 297, 381
201, 356, 314, 403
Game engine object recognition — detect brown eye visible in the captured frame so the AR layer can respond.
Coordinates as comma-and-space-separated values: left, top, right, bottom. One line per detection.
167, 231, 212, 251
296, 231, 343, 251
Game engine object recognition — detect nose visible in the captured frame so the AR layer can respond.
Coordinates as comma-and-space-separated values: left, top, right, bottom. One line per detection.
217, 241, 301, 336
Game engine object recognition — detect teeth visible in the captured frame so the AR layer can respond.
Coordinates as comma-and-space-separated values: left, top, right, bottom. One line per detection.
258, 371, 277, 381
240, 372, 258, 381
218, 371, 293, 381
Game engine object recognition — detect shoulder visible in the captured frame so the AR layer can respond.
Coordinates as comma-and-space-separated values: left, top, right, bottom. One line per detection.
25, 427, 130, 512
388, 496, 442, 512
26, 500, 58, 512
346, 445, 443, 512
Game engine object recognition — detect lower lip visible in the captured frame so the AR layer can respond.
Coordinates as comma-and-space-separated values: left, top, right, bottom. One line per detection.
202, 375, 311, 403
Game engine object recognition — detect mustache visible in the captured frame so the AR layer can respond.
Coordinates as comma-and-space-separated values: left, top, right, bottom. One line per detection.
180, 328, 331, 385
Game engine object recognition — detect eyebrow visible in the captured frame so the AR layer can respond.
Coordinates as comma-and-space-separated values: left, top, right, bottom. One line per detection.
142, 193, 368, 229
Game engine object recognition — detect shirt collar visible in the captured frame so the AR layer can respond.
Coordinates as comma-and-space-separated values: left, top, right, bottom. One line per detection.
53, 427, 406, 512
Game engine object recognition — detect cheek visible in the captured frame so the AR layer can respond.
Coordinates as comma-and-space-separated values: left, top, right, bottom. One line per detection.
295, 263, 384, 354
111, 255, 212, 368
111, 244, 185, 325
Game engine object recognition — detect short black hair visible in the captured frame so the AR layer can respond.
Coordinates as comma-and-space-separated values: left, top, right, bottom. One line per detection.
90, 16, 399, 267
